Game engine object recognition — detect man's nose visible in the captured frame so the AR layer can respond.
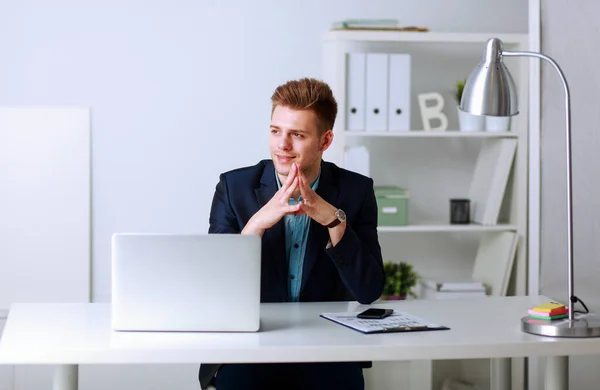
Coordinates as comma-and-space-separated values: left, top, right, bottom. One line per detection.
279, 135, 291, 150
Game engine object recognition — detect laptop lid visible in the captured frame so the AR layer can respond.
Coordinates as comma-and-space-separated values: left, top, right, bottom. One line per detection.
111, 233, 261, 332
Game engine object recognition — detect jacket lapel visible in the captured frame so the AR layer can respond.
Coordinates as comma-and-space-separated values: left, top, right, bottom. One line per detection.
254, 162, 289, 301
301, 162, 339, 292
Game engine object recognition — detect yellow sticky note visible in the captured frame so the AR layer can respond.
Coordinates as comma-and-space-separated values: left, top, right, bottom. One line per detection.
532, 302, 566, 313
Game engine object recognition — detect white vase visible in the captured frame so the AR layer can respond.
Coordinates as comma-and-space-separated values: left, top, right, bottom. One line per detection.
457, 107, 485, 132
485, 115, 511, 132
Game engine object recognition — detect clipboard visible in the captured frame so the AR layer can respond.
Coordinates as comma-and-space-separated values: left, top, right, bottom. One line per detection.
320, 311, 450, 334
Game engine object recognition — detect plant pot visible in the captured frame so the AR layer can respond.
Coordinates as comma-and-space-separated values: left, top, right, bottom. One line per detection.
485, 115, 511, 132
457, 107, 484, 132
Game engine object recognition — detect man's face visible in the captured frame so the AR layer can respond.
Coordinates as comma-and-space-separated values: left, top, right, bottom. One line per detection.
269, 105, 332, 179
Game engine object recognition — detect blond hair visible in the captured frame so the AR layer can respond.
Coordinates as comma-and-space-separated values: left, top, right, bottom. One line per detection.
271, 78, 338, 134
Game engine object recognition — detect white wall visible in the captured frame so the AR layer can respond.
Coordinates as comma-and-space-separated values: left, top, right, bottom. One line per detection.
539, 2, 600, 390
0, 0, 527, 303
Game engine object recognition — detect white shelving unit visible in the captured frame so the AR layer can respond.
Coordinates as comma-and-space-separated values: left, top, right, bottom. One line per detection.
325, 30, 527, 44
377, 223, 518, 233
322, 29, 529, 390
344, 130, 518, 138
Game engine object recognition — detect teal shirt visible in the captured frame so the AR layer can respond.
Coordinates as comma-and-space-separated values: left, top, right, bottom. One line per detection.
275, 171, 320, 302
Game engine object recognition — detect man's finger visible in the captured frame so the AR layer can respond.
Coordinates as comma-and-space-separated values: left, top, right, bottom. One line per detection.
281, 163, 297, 190
298, 175, 309, 202
288, 202, 303, 214
284, 177, 298, 198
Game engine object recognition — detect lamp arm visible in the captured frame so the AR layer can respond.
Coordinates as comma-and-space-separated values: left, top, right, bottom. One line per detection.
503, 50, 575, 320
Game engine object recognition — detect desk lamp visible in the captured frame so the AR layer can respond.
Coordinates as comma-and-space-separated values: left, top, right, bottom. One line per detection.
460, 38, 600, 338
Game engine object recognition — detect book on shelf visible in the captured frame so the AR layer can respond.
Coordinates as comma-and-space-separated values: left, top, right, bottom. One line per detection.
468, 138, 517, 225
419, 277, 486, 293
419, 275, 487, 300
420, 288, 486, 300
331, 19, 399, 29
417, 230, 518, 300
472, 231, 518, 296
330, 19, 429, 32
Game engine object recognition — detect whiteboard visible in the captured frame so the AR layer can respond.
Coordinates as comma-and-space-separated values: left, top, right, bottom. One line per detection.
0, 107, 90, 312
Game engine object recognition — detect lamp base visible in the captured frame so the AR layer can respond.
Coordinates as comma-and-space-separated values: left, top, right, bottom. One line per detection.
521, 313, 600, 338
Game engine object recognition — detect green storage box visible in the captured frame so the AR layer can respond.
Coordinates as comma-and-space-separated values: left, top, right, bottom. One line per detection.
374, 186, 410, 226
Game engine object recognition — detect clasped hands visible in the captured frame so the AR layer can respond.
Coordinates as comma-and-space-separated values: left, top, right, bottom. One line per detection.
242, 163, 337, 236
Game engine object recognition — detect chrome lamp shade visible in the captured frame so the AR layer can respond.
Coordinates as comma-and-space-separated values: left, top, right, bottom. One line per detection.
460, 38, 600, 338
459, 38, 519, 117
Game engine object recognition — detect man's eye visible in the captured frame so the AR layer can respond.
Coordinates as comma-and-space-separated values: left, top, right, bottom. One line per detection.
293, 133, 303, 138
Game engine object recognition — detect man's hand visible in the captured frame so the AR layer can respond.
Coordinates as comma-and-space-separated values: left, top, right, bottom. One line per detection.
296, 169, 338, 226
242, 163, 303, 236
296, 168, 347, 247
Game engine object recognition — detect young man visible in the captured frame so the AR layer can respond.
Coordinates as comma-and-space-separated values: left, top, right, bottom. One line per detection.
199, 78, 385, 390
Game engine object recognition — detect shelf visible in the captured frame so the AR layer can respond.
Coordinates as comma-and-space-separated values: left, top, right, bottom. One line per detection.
324, 30, 528, 45
321, 25, 530, 321
343, 131, 517, 138
377, 223, 517, 233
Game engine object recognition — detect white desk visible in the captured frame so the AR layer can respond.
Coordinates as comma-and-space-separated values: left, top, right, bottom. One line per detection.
0, 296, 598, 390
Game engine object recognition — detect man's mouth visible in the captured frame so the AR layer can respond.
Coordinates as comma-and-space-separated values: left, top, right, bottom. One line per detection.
277, 155, 295, 163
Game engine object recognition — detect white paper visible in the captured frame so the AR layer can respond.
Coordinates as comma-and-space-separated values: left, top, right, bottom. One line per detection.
320, 311, 446, 333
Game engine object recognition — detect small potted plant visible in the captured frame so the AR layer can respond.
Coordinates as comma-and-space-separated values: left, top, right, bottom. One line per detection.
456, 78, 466, 104
381, 261, 419, 300
455, 78, 484, 132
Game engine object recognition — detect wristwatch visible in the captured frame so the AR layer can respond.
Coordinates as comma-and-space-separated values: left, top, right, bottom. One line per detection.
326, 209, 347, 228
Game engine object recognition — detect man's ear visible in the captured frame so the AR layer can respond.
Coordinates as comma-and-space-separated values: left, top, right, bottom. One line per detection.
320, 130, 334, 151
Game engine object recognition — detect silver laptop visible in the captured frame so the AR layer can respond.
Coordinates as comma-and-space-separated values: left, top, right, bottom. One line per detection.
111, 233, 261, 332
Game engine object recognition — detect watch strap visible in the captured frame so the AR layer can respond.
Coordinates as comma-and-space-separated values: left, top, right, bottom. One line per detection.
326, 209, 346, 228
326, 218, 342, 228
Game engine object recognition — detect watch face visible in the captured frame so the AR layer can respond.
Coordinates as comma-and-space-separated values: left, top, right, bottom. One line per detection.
336, 209, 347, 222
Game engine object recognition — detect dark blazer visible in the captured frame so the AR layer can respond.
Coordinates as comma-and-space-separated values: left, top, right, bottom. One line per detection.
199, 159, 385, 389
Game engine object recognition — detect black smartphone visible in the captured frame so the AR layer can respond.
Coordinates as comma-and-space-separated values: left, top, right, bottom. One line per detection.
356, 308, 394, 319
